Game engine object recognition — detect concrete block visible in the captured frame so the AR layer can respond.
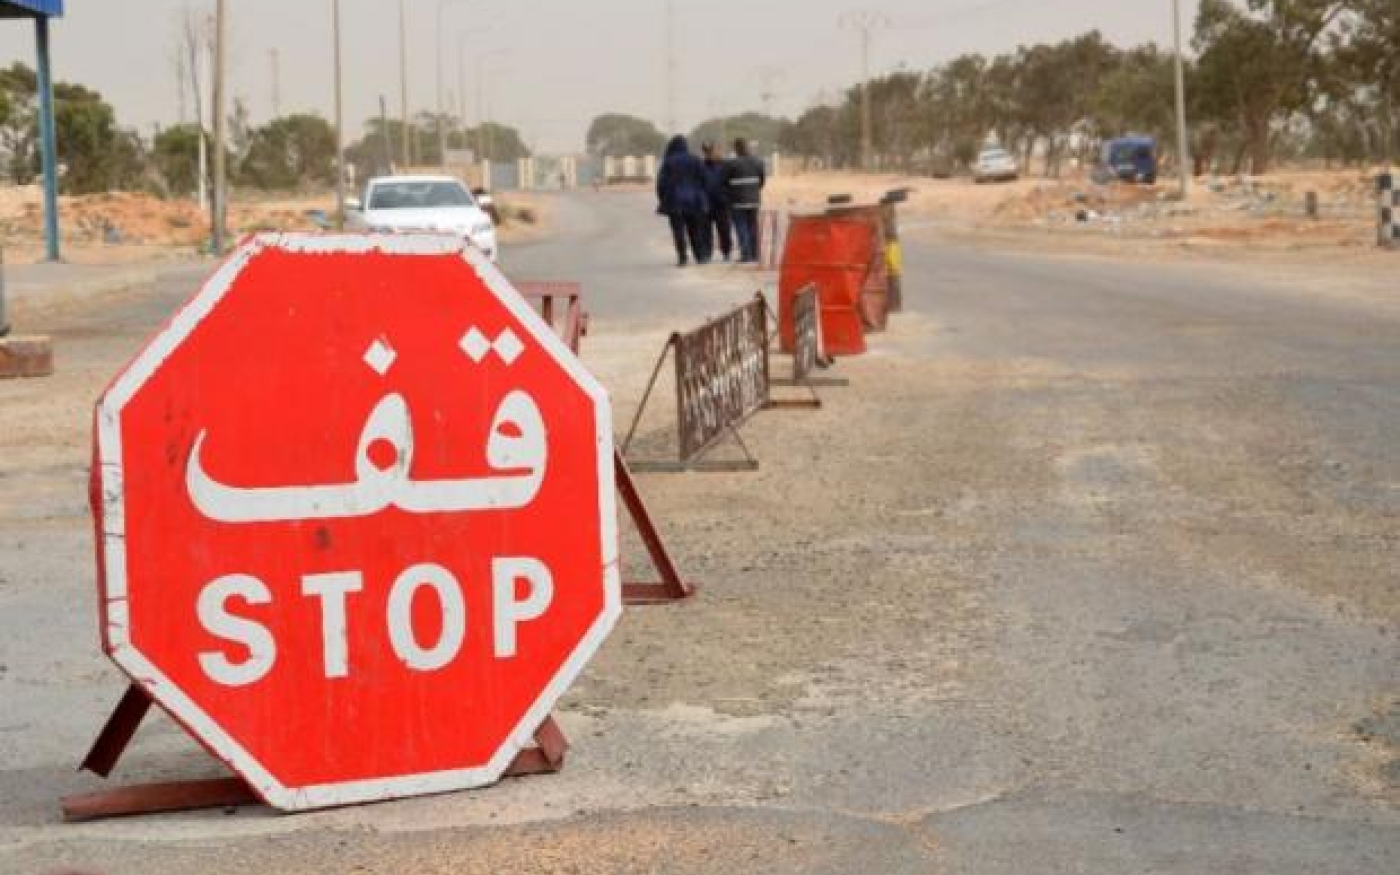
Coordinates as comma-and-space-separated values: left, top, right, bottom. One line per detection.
0, 335, 54, 378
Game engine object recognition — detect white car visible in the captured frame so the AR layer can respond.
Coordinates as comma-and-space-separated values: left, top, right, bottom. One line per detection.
347, 175, 498, 261
972, 147, 1019, 184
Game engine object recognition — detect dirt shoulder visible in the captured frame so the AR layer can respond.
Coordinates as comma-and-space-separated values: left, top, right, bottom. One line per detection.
0, 186, 549, 265
767, 168, 1387, 264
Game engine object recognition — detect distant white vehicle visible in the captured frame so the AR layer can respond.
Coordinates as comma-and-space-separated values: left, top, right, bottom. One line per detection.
347, 175, 498, 261
972, 147, 1019, 184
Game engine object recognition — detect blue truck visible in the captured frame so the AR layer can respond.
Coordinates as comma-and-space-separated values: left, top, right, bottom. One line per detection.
1098, 136, 1158, 185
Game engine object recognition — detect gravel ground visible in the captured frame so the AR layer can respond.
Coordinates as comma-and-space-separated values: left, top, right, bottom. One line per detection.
0, 191, 1395, 874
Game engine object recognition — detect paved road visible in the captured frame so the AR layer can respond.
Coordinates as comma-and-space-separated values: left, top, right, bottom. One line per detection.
1, 192, 1395, 874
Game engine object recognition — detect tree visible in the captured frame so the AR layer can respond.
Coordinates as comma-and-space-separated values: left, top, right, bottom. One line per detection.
0, 66, 144, 193
153, 124, 205, 195
238, 114, 336, 190
585, 113, 666, 156
1194, 0, 1351, 174
689, 112, 785, 154
467, 122, 531, 163
1332, 0, 1400, 162
0, 63, 37, 184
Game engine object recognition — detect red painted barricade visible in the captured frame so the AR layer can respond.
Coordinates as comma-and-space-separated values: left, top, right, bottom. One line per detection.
778, 215, 878, 356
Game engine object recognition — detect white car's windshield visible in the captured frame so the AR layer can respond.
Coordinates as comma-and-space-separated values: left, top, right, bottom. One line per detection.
980, 150, 1008, 162
368, 181, 475, 210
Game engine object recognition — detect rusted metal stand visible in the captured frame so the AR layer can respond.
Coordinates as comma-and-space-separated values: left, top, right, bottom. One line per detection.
616, 449, 696, 604
62, 685, 570, 821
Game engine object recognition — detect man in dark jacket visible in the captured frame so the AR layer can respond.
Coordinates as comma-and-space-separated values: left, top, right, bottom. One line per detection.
701, 142, 732, 262
656, 135, 711, 267
723, 138, 765, 263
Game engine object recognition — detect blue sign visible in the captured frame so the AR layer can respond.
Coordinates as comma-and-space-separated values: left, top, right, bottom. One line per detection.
0, 1, 64, 16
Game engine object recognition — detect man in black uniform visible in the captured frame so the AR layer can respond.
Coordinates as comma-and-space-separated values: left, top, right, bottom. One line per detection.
701, 142, 733, 262
724, 138, 765, 263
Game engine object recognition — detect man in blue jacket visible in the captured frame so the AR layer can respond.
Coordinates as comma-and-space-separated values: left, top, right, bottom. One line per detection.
656, 135, 711, 267
701, 142, 733, 262
723, 138, 765, 263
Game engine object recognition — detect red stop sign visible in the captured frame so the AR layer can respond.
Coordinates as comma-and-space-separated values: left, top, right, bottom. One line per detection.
91, 234, 620, 810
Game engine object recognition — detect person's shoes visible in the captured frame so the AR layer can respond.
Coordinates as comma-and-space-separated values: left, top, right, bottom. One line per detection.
677, 257, 688, 267
722, 253, 732, 262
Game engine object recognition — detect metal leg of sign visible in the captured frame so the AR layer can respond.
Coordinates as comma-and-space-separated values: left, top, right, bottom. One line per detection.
64, 683, 261, 821
504, 715, 569, 777
63, 778, 259, 823
616, 449, 697, 604
79, 683, 153, 777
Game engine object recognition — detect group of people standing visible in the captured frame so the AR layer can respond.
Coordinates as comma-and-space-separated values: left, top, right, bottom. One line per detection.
656, 135, 766, 267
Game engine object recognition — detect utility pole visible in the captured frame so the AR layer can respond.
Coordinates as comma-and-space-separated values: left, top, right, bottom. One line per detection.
437, 1, 469, 171
175, 50, 188, 125
476, 49, 508, 163
270, 47, 281, 119
212, 0, 228, 254
333, 0, 346, 227
399, 0, 411, 168
456, 26, 491, 160
1172, 0, 1191, 198
840, 10, 889, 172
665, 0, 676, 133
380, 95, 393, 173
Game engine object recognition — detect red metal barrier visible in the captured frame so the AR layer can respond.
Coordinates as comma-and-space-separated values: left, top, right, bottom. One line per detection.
824, 203, 890, 331
778, 215, 878, 356
515, 280, 587, 352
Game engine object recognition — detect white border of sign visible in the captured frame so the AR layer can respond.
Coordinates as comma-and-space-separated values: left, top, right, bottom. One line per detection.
93, 233, 621, 811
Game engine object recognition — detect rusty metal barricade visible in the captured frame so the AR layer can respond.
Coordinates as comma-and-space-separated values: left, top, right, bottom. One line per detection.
514, 280, 588, 352
626, 293, 824, 472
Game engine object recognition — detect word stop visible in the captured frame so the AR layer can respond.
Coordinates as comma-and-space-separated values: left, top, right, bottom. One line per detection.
196, 558, 554, 686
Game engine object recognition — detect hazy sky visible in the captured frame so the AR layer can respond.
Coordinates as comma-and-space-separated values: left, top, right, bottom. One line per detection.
0, 0, 1202, 152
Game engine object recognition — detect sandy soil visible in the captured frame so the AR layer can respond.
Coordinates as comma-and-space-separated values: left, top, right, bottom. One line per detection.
0, 186, 547, 264
766, 167, 1384, 256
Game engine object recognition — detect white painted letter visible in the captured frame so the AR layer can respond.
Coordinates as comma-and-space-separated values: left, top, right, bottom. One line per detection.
387, 563, 466, 671
492, 557, 554, 658
197, 574, 276, 687
301, 571, 363, 679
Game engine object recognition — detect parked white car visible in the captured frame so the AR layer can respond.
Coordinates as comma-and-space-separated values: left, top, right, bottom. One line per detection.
972, 147, 1019, 184
347, 175, 498, 261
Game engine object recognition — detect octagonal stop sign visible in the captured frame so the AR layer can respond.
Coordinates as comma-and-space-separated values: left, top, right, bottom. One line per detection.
91, 234, 620, 811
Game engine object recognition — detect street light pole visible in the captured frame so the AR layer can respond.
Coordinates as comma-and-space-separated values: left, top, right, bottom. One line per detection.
436, 0, 470, 171
333, 0, 346, 228
212, 0, 228, 254
457, 27, 491, 159
1172, 0, 1191, 198
475, 49, 509, 163
399, 0, 411, 168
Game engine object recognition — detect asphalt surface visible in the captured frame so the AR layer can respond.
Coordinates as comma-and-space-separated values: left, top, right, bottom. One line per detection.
0, 190, 1396, 874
